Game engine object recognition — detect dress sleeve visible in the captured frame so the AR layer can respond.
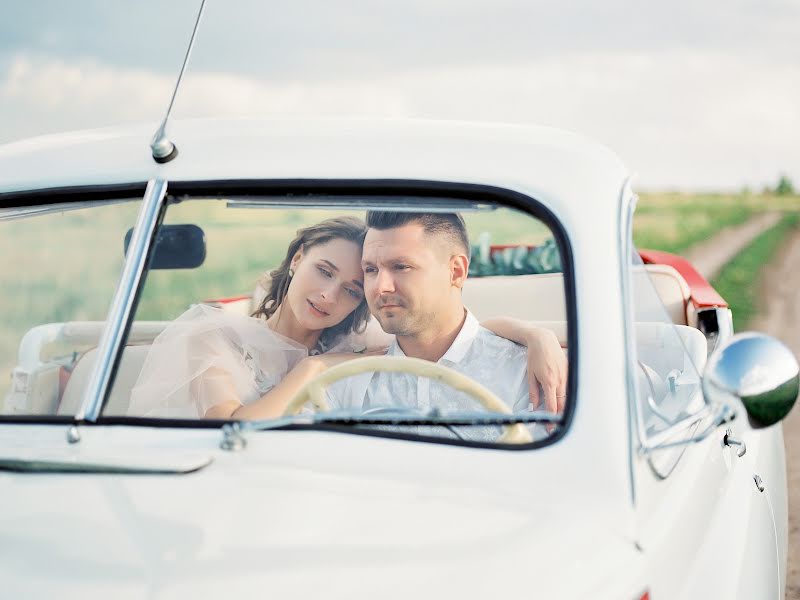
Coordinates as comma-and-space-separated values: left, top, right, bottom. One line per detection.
127, 305, 306, 418
128, 318, 253, 418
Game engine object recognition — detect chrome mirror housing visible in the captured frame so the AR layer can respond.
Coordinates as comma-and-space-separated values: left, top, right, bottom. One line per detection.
703, 333, 799, 428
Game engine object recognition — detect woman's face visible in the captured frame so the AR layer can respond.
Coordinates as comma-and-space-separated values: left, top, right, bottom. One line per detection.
285, 238, 365, 331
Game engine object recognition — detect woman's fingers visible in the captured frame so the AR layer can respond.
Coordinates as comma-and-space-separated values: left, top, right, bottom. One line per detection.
528, 374, 541, 411
556, 353, 568, 412
363, 348, 389, 356
543, 380, 560, 414
527, 361, 560, 412
524, 333, 568, 414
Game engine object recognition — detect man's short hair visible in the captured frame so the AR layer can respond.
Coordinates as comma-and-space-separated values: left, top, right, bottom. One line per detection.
365, 211, 470, 255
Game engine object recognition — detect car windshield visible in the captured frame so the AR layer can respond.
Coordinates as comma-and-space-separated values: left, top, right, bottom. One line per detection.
625, 191, 716, 473
0, 198, 143, 412
1, 190, 572, 447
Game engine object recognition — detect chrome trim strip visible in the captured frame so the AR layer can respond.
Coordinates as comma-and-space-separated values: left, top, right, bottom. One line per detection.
75, 179, 168, 423
0, 199, 134, 222
0, 455, 213, 474
639, 405, 713, 449
225, 198, 497, 212
713, 306, 734, 349
696, 306, 734, 355
638, 404, 732, 453
618, 177, 639, 506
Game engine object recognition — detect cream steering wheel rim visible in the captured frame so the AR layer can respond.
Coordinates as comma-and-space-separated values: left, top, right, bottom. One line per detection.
284, 356, 533, 444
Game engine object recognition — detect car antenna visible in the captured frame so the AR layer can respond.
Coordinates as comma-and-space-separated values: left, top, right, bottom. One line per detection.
149, 0, 207, 164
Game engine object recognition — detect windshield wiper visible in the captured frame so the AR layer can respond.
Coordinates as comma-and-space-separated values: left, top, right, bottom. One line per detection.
245, 408, 561, 432
215, 409, 560, 449
215, 410, 561, 449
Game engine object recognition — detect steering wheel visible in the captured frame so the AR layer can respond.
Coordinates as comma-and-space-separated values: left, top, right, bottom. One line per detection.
283, 356, 533, 444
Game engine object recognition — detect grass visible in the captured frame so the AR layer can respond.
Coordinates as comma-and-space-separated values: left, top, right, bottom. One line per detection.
710, 212, 800, 331
633, 191, 800, 255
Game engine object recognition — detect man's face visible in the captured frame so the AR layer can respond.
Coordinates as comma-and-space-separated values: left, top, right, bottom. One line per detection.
361, 223, 457, 336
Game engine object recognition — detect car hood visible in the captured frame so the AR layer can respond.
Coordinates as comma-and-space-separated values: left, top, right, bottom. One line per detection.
0, 426, 643, 599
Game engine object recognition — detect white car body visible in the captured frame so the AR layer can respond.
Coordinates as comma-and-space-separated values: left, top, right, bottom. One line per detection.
0, 118, 790, 599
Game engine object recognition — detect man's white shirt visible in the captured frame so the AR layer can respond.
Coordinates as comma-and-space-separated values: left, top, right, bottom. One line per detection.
326, 310, 540, 442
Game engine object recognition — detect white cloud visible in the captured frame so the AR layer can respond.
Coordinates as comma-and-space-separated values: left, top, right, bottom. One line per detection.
1, 55, 170, 125
1, 50, 798, 190
0, 54, 411, 128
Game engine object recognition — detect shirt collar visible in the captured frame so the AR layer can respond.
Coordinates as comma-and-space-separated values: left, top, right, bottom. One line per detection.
441, 310, 480, 364
386, 309, 479, 365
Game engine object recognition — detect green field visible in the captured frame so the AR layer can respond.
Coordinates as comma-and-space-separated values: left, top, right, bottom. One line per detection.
634, 192, 800, 255
711, 213, 800, 330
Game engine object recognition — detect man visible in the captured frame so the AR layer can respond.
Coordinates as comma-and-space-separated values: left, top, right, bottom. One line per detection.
327, 211, 561, 441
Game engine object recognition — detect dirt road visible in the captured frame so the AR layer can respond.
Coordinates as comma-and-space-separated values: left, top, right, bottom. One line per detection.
678, 212, 799, 597
749, 226, 800, 599
685, 211, 782, 279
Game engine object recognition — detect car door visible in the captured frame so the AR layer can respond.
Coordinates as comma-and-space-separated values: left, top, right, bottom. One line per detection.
625, 250, 782, 598
634, 418, 782, 599
628, 321, 783, 599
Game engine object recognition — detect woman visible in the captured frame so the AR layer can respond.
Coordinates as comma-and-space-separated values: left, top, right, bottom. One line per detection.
128, 216, 566, 420
128, 216, 375, 419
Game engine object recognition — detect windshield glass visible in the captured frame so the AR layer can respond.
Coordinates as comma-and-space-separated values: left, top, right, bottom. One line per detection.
3, 193, 571, 447
629, 252, 708, 424
0, 199, 142, 415
626, 193, 711, 471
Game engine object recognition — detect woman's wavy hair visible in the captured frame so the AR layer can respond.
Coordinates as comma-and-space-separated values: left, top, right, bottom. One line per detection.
252, 216, 370, 349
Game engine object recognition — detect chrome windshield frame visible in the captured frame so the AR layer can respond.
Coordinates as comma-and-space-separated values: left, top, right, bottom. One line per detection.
74, 179, 168, 423
0, 198, 135, 222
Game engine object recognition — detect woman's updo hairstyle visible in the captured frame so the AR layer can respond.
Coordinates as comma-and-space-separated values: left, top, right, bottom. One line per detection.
252, 216, 370, 349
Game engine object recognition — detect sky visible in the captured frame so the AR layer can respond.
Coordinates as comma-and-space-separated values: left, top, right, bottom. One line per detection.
1, 0, 798, 191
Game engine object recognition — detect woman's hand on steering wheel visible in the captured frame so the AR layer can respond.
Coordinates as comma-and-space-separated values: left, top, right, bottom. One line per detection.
303, 349, 387, 377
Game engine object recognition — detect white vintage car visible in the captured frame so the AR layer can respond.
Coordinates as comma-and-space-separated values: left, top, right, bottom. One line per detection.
0, 117, 797, 599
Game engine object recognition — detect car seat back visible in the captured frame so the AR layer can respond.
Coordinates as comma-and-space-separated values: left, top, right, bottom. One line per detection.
58, 345, 151, 416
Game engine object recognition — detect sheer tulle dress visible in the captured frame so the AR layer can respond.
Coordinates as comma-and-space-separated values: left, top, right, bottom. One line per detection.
127, 304, 387, 418
128, 305, 312, 418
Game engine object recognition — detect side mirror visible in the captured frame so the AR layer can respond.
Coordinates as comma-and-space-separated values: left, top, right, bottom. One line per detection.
124, 224, 206, 269
703, 333, 799, 428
